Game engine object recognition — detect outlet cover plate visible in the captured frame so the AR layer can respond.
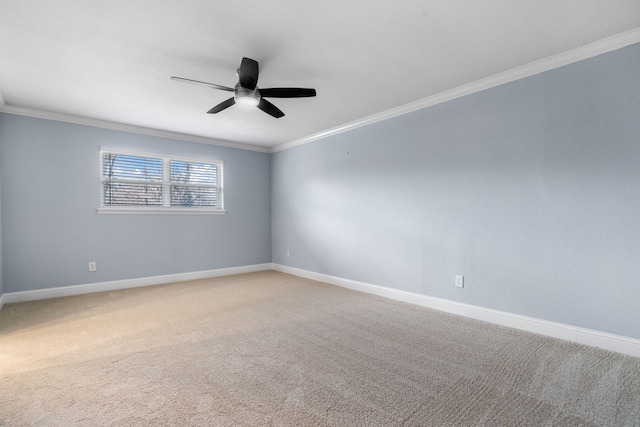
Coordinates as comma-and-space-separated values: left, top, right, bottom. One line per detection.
455, 275, 464, 288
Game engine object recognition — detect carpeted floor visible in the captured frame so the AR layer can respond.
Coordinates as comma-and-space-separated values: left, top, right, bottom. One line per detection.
1, 271, 639, 426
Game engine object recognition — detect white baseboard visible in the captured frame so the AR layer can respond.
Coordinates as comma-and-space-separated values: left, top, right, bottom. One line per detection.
272, 264, 640, 359
1, 263, 272, 305
3, 263, 639, 359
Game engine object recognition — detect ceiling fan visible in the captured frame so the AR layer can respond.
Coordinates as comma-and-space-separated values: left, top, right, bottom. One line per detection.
171, 57, 316, 118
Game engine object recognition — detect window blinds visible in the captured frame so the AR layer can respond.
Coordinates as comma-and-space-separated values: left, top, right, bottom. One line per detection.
101, 151, 223, 210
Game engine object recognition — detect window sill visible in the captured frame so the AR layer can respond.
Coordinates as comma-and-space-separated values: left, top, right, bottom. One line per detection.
97, 207, 227, 215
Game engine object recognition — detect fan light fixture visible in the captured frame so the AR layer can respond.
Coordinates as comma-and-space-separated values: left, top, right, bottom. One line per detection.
235, 85, 260, 107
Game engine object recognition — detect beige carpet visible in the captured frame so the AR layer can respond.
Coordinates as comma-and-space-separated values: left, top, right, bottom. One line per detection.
1, 271, 639, 426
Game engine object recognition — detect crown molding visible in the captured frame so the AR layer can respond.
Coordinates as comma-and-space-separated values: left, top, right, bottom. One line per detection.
3, 27, 639, 155
272, 27, 640, 153
0, 104, 270, 153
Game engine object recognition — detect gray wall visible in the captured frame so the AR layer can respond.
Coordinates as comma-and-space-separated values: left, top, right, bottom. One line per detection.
0, 114, 271, 292
1, 43, 639, 340
0, 146, 3, 298
272, 42, 640, 339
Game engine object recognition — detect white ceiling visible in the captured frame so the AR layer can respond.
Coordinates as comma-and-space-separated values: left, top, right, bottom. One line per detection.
1, 1, 640, 151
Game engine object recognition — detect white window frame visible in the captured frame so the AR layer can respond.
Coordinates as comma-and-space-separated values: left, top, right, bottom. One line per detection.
98, 147, 226, 215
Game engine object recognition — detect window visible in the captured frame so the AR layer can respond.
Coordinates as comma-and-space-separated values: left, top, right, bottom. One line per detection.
99, 149, 225, 214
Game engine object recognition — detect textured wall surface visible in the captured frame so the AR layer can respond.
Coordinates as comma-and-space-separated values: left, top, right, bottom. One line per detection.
0, 114, 271, 292
272, 43, 640, 339
2, 43, 640, 341
0, 146, 3, 298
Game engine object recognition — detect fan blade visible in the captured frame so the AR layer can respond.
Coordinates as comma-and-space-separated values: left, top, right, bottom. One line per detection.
207, 97, 236, 114
257, 98, 284, 118
259, 88, 316, 98
238, 57, 259, 90
170, 76, 234, 92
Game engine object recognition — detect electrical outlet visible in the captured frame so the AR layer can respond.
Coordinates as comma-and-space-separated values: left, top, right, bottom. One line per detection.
286, 250, 291, 258
88, 262, 97, 272
455, 275, 464, 288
